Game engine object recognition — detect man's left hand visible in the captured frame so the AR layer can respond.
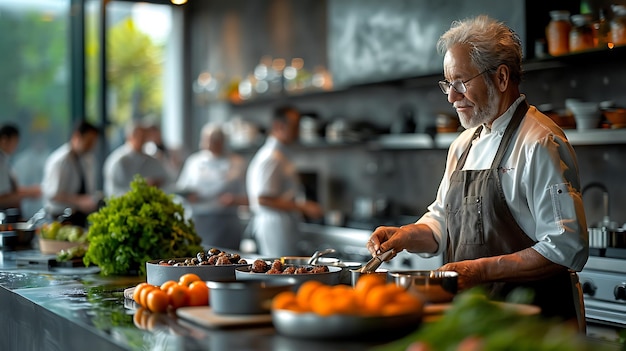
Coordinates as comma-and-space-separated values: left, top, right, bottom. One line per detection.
439, 259, 488, 291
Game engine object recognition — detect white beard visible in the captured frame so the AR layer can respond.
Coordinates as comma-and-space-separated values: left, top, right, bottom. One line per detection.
458, 82, 500, 129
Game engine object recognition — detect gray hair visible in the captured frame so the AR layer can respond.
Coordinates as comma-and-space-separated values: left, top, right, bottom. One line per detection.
437, 15, 523, 84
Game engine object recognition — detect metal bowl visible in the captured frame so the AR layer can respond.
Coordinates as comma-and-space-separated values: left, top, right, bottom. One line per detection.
235, 265, 342, 289
390, 270, 458, 303
146, 259, 250, 286
350, 268, 390, 287
207, 279, 296, 315
272, 309, 421, 339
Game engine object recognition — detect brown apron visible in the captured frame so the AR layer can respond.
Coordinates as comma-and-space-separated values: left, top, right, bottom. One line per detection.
444, 100, 577, 321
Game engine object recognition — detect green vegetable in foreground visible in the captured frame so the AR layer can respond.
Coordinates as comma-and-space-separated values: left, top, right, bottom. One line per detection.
376, 288, 608, 351
83, 176, 203, 276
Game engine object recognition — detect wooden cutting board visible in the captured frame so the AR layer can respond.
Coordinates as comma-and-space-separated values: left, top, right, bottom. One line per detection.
176, 306, 273, 328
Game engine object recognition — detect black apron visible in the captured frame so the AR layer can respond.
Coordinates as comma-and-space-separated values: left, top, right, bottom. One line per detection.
444, 100, 577, 320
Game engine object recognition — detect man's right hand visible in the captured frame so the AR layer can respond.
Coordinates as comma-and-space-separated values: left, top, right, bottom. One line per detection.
367, 223, 439, 258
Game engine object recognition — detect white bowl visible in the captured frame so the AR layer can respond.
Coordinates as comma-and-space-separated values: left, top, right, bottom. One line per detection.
565, 99, 601, 130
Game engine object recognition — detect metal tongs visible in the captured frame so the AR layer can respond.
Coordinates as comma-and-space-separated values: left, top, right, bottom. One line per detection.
359, 249, 394, 273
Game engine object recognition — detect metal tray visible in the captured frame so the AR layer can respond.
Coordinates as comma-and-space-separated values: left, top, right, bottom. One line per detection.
271, 309, 421, 340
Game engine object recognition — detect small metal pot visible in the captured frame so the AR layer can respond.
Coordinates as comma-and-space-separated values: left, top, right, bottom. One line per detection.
207, 279, 296, 315
350, 268, 389, 287
390, 270, 458, 303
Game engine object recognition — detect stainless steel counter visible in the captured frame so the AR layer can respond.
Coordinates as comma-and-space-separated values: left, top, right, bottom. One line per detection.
0, 248, 406, 351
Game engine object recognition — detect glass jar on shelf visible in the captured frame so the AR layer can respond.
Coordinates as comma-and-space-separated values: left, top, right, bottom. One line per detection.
569, 14, 595, 53
611, 5, 626, 46
593, 8, 612, 49
546, 10, 571, 56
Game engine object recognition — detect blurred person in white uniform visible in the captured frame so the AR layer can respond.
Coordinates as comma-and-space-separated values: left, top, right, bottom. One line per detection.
103, 121, 171, 198
176, 123, 247, 250
246, 106, 323, 257
0, 123, 41, 216
144, 123, 182, 182
41, 121, 100, 226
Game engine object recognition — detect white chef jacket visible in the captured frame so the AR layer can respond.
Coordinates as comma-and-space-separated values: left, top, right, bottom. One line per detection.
103, 143, 171, 198
176, 150, 246, 249
417, 96, 588, 271
41, 143, 97, 215
177, 150, 246, 213
246, 136, 303, 257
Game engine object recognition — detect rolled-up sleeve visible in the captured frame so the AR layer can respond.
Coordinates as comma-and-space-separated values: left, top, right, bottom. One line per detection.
525, 135, 588, 271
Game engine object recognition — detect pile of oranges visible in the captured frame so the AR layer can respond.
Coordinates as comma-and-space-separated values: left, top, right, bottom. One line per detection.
272, 274, 423, 317
132, 273, 210, 313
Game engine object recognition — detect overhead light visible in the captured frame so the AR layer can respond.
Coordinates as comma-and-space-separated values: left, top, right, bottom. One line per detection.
171, 0, 187, 5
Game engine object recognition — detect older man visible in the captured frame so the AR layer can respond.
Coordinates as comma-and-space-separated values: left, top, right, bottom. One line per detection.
368, 16, 588, 326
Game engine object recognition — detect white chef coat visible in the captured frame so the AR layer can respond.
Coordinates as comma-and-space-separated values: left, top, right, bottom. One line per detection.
176, 150, 246, 249
103, 143, 171, 198
41, 143, 97, 215
246, 136, 303, 257
417, 96, 588, 271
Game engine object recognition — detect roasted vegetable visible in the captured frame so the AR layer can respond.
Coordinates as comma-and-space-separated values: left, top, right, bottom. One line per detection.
83, 176, 203, 276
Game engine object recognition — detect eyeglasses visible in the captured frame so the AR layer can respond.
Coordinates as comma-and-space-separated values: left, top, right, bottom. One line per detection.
438, 69, 491, 95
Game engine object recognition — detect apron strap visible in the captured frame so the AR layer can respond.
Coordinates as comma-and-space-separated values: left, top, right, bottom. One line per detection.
455, 126, 483, 171
490, 99, 529, 169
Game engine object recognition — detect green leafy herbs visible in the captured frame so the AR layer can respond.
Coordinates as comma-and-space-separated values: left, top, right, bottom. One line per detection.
376, 288, 606, 351
83, 176, 203, 276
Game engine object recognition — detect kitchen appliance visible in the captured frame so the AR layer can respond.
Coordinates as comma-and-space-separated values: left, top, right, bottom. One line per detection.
578, 253, 626, 327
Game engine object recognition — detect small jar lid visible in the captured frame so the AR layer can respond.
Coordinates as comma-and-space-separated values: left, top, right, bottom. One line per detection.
550, 10, 571, 21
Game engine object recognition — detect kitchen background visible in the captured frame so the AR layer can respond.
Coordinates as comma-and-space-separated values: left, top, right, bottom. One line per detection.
185, 0, 626, 231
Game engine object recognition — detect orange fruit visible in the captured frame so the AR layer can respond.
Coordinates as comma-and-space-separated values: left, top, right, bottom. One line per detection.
132, 283, 152, 305
160, 280, 178, 292
178, 273, 202, 287
133, 307, 149, 329
167, 284, 190, 309
146, 289, 169, 313
354, 274, 387, 307
309, 285, 335, 316
329, 285, 358, 314
296, 280, 324, 311
138, 284, 158, 307
364, 284, 404, 315
188, 281, 210, 306
392, 292, 424, 314
272, 291, 301, 311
